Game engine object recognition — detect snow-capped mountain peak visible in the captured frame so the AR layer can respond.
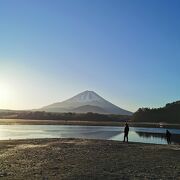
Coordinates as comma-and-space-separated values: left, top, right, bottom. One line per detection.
66, 90, 103, 103
41, 90, 132, 115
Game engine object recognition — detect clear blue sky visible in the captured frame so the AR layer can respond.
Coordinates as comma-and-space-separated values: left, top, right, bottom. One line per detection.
0, 0, 180, 112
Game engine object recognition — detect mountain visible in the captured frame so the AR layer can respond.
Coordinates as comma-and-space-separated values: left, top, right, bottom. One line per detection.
71, 105, 108, 114
40, 90, 132, 115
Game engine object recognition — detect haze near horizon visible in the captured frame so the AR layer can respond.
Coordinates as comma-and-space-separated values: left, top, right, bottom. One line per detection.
0, 0, 180, 112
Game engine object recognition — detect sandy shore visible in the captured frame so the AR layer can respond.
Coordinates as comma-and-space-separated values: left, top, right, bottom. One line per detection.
0, 138, 179, 179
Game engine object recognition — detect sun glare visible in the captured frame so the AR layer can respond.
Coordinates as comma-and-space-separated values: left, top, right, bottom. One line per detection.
0, 82, 12, 108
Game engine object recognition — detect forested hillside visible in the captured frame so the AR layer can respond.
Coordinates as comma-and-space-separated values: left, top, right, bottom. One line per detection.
133, 101, 180, 123
0, 110, 131, 122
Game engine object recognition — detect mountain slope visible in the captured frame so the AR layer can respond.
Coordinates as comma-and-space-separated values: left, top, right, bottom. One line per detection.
71, 105, 108, 114
41, 90, 132, 115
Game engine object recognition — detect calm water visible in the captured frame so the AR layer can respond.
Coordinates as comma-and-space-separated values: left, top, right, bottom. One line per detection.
0, 125, 180, 144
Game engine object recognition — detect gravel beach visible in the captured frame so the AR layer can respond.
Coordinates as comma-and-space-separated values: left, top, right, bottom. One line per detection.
0, 138, 180, 180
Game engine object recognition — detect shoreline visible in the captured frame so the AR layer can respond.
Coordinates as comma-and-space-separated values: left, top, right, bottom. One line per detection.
0, 138, 180, 179
0, 119, 180, 129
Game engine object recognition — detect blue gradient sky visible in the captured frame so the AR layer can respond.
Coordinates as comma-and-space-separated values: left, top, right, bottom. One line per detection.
0, 0, 180, 112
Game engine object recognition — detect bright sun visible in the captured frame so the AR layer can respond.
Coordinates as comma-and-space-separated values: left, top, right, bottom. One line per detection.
0, 83, 12, 107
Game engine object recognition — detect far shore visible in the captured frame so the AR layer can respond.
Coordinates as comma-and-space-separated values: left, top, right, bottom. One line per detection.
0, 118, 180, 129
0, 138, 179, 179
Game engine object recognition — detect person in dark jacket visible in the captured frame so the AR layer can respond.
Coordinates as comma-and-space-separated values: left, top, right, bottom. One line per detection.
123, 123, 129, 142
166, 130, 171, 144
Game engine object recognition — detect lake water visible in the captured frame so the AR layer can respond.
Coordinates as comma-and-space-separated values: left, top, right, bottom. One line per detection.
0, 125, 180, 144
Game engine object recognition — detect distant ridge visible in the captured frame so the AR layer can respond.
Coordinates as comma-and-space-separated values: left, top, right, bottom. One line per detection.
40, 90, 132, 115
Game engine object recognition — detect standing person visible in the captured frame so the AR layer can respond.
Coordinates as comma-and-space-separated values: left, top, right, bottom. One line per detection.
166, 130, 171, 144
123, 123, 129, 142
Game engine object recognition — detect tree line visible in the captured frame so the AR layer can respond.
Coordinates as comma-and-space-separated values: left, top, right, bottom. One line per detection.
133, 101, 180, 123
0, 110, 131, 122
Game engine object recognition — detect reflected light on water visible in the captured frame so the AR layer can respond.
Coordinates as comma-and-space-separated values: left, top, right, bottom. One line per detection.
110, 131, 167, 144
0, 125, 179, 144
0, 125, 9, 140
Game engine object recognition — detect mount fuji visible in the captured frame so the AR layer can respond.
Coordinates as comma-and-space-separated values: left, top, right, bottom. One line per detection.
40, 90, 132, 115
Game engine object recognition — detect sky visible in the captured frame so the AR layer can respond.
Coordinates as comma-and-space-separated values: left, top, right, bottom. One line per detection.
0, 0, 180, 112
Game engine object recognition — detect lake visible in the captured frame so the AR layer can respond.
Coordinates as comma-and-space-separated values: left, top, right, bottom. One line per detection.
0, 125, 180, 144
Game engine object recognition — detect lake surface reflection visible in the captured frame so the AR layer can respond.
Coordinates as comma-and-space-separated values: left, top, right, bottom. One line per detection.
0, 125, 179, 144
